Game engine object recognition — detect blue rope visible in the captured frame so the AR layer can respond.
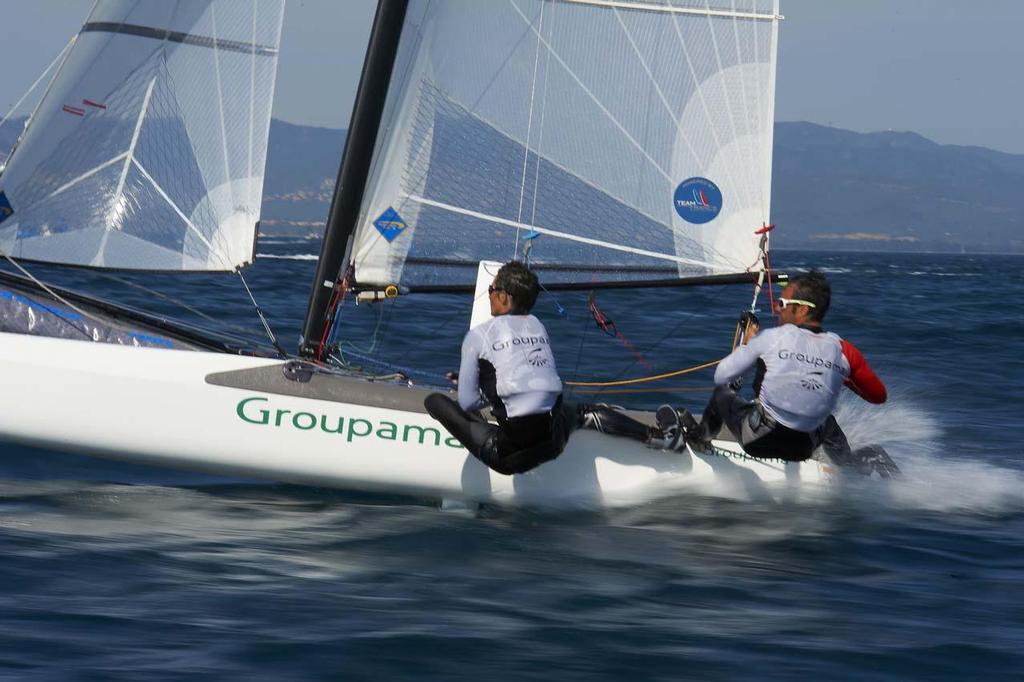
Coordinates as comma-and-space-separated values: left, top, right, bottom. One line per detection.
522, 231, 567, 319
538, 281, 567, 318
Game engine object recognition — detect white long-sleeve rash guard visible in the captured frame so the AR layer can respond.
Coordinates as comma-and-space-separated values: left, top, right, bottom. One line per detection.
714, 324, 850, 432
458, 314, 562, 420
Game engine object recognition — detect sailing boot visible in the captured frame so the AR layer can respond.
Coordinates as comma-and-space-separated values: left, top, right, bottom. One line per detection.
677, 409, 711, 451
649, 405, 682, 450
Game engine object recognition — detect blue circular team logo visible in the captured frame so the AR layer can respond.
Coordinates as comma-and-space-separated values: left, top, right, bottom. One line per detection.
673, 177, 722, 224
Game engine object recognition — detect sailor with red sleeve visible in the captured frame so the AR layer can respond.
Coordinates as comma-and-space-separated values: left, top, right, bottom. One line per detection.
672, 270, 886, 462
840, 340, 886, 403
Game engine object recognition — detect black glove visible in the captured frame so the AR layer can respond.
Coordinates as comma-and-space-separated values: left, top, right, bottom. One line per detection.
738, 311, 759, 329
729, 376, 744, 391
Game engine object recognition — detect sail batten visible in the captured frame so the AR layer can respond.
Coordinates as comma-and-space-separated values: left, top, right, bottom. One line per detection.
408, 194, 713, 270
559, 0, 781, 21
0, 0, 284, 272
348, 0, 781, 289
80, 22, 279, 57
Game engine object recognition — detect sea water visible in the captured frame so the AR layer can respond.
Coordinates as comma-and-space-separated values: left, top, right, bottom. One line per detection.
0, 248, 1021, 680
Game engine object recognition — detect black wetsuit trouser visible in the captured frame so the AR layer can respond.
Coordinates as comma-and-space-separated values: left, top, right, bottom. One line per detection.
699, 385, 851, 462
575, 404, 653, 442
424, 394, 571, 475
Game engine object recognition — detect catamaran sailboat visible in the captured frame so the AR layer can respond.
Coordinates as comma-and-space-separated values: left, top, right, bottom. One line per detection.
0, 0, 891, 506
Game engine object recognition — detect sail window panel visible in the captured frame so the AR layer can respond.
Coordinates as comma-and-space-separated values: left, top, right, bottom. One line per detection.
417, 2, 556, 153
98, 165, 191, 268
115, 165, 233, 270
0, 0, 283, 271
374, 95, 692, 285
164, 33, 279, 236
351, 0, 780, 288
544, 2, 676, 176
0, 33, 154, 212
0, 163, 121, 262
0, 156, 228, 270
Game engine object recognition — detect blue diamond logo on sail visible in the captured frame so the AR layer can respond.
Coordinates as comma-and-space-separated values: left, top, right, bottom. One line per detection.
0, 191, 13, 226
373, 207, 407, 243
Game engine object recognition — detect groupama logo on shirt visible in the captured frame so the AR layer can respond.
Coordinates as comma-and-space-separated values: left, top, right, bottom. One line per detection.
491, 335, 549, 352
526, 347, 549, 367
673, 177, 722, 224
800, 373, 825, 391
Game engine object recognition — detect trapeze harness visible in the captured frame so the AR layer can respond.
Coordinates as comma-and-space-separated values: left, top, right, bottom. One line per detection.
704, 323, 887, 461
424, 314, 570, 475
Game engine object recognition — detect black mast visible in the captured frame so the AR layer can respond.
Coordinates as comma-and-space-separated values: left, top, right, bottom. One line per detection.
299, 0, 409, 358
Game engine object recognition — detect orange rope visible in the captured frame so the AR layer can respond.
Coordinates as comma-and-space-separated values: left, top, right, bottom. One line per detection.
567, 385, 713, 395
564, 358, 720, 388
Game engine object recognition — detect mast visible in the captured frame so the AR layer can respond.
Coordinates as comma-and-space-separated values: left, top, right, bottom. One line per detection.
299, 0, 409, 358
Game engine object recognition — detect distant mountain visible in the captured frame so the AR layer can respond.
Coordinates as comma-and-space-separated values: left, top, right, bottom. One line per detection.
259, 119, 346, 233
771, 122, 1024, 253
257, 119, 1024, 253
3, 116, 1021, 253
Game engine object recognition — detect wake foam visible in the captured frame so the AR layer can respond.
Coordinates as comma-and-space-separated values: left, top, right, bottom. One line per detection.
834, 394, 1024, 514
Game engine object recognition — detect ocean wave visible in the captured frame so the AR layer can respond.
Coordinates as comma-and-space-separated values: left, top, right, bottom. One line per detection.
256, 253, 319, 261
784, 266, 853, 274
906, 271, 982, 277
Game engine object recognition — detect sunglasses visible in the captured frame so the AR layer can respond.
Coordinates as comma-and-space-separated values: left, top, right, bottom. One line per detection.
488, 285, 504, 295
775, 297, 817, 311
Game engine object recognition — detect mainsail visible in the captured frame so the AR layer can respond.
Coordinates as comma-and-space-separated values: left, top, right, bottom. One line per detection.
346, 0, 781, 289
0, 0, 285, 271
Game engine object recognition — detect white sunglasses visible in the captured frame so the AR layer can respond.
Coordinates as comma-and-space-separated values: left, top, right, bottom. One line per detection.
775, 297, 817, 310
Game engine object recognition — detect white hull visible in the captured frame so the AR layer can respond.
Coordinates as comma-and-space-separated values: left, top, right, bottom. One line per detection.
0, 332, 834, 506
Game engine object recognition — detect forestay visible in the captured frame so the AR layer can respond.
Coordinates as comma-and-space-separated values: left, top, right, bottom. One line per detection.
350, 0, 781, 289
0, 0, 284, 271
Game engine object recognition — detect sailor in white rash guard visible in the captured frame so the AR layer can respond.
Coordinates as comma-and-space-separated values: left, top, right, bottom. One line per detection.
424, 262, 571, 475
457, 315, 562, 421
672, 270, 887, 462
714, 323, 849, 433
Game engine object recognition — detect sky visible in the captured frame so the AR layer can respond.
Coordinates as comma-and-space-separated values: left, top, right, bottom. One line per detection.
2, 0, 1023, 154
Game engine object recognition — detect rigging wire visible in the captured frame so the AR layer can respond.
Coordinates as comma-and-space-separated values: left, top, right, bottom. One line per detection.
316, 267, 351, 362
529, 22, 554, 227
94, 271, 271, 343
328, 289, 469, 380
513, 0, 547, 260
563, 281, 734, 391
328, 348, 447, 385
586, 290, 652, 369
567, 229, 776, 390
570, 300, 592, 384
0, 37, 75, 155
338, 294, 393, 355
236, 269, 288, 358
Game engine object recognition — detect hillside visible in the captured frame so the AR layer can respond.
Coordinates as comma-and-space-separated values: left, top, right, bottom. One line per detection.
256, 120, 1024, 253
772, 122, 1024, 253
3, 117, 1021, 253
